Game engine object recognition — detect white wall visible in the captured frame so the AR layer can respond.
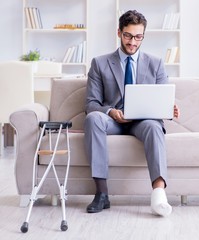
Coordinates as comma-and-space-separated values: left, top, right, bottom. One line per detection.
0, 1, 23, 60
87, 0, 116, 60
180, 0, 199, 77
0, 0, 198, 77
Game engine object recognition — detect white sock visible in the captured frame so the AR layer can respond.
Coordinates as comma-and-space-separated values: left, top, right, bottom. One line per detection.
151, 188, 172, 217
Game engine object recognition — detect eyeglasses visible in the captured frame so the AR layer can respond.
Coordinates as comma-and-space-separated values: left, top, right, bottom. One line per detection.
122, 32, 144, 41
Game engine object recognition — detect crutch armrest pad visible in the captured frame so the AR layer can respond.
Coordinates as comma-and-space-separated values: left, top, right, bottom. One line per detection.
39, 121, 72, 130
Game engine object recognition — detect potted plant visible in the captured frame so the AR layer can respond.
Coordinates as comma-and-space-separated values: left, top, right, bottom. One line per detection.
20, 49, 40, 61
20, 49, 40, 72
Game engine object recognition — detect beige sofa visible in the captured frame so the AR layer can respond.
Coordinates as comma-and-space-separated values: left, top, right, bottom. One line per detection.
10, 78, 199, 206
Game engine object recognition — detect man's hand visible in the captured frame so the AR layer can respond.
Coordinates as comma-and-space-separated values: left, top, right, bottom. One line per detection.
109, 106, 180, 122
109, 109, 130, 123
174, 104, 180, 118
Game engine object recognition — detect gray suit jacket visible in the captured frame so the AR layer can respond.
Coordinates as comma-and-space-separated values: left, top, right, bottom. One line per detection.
86, 49, 168, 114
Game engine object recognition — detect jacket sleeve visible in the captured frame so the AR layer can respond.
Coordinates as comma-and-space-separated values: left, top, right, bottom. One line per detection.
85, 57, 112, 114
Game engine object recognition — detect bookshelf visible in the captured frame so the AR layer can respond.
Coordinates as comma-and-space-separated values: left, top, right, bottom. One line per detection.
116, 0, 181, 77
22, 0, 88, 77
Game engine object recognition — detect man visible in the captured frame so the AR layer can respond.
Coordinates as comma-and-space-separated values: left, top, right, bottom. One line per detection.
84, 10, 179, 217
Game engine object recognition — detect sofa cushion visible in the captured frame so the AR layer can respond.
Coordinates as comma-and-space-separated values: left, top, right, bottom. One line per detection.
39, 133, 146, 167
39, 132, 199, 167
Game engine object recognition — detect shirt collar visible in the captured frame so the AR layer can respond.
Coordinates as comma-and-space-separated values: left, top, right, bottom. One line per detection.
118, 47, 139, 63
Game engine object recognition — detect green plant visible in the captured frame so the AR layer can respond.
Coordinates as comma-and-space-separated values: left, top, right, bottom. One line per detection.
20, 49, 40, 61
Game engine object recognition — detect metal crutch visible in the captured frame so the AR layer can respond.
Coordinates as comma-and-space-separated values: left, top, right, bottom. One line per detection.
20, 121, 72, 233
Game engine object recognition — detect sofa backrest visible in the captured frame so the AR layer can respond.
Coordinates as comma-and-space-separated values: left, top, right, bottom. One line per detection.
50, 78, 87, 130
49, 78, 199, 133
165, 78, 199, 133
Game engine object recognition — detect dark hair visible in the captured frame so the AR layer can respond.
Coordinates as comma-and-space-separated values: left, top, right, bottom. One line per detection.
119, 10, 147, 32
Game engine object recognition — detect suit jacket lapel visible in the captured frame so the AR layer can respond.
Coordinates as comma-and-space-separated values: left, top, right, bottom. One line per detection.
136, 52, 149, 84
105, 51, 150, 95
107, 50, 124, 96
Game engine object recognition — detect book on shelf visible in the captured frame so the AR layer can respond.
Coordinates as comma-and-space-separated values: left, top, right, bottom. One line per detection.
24, 7, 32, 28
62, 47, 72, 63
62, 41, 87, 63
25, 7, 42, 29
71, 46, 78, 63
162, 13, 180, 30
66, 46, 76, 63
165, 48, 171, 63
35, 8, 43, 29
76, 42, 83, 63
28, 7, 36, 29
32, 8, 40, 29
82, 40, 87, 63
54, 24, 85, 30
165, 47, 179, 64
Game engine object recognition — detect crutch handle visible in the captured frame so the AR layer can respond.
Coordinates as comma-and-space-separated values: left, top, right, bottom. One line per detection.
39, 121, 72, 130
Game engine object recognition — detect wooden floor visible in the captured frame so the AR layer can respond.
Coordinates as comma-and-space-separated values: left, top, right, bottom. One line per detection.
1, 147, 199, 240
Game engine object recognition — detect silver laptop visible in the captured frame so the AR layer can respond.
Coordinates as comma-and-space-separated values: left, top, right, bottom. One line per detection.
123, 84, 175, 120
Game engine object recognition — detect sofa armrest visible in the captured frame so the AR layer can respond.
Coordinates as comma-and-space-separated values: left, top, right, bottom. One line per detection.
9, 103, 49, 194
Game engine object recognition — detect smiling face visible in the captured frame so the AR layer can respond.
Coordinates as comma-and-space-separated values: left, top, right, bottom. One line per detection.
118, 24, 145, 55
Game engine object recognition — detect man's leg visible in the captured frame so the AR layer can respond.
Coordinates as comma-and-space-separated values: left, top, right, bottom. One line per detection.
84, 111, 123, 213
129, 120, 172, 217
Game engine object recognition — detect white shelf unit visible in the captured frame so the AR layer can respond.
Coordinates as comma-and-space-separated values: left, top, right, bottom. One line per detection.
116, 0, 181, 77
22, 0, 88, 76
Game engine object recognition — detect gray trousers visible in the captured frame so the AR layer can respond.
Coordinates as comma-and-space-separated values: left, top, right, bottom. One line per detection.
84, 111, 167, 185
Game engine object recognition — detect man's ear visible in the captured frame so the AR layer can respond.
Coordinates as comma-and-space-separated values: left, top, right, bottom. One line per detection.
118, 29, 122, 38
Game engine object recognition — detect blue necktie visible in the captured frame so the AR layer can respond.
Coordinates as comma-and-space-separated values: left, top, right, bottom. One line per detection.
124, 56, 133, 85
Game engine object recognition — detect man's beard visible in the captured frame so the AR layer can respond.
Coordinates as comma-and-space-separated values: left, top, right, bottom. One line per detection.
120, 40, 140, 55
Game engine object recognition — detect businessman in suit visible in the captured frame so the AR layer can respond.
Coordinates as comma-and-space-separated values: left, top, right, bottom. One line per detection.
84, 10, 179, 216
